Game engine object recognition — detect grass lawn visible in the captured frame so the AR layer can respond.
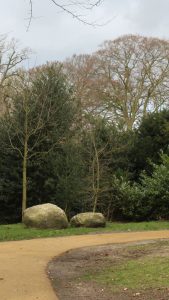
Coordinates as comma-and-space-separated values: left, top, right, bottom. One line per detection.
81, 241, 169, 294
48, 240, 169, 300
1, 221, 169, 242
84, 256, 169, 290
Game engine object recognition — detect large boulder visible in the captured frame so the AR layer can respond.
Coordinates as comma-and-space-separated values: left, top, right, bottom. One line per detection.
23, 203, 68, 229
70, 212, 106, 228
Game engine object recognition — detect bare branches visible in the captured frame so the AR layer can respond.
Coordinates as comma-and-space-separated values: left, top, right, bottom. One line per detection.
1, 63, 75, 213
0, 36, 29, 117
27, 0, 105, 30
50, 0, 104, 12
66, 35, 169, 130
26, 0, 33, 31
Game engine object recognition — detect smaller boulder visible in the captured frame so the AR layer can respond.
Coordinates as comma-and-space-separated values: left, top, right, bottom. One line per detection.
70, 212, 106, 228
23, 203, 68, 229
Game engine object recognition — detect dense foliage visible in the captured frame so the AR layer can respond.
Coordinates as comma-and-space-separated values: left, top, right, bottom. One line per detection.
1, 35, 169, 223
129, 110, 169, 180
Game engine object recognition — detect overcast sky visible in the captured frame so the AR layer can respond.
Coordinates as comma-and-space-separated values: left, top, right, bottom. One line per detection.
1, 0, 169, 67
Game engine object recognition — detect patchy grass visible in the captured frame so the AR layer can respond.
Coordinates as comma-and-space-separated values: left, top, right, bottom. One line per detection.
84, 256, 169, 291
1, 221, 169, 242
48, 240, 169, 300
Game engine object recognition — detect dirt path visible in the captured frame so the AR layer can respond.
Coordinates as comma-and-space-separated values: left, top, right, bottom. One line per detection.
48, 240, 169, 300
1, 231, 169, 300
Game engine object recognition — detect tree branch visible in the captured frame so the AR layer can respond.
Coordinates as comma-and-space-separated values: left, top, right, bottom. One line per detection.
27, 0, 105, 30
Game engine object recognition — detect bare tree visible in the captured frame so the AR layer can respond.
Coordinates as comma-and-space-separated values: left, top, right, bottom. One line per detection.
3, 71, 52, 217
90, 131, 108, 212
0, 36, 29, 115
80, 114, 111, 212
1, 63, 74, 218
64, 54, 101, 112
95, 35, 169, 129
65, 35, 169, 130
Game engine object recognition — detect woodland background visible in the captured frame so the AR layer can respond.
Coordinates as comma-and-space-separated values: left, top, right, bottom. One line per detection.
0, 34, 169, 223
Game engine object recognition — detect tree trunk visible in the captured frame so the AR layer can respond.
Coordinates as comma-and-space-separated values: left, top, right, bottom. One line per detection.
92, 138, 100, 213
22, 139, 27, 221
22, 97, 28, 221
22, 146, 27, 218
93, 193, 98, 213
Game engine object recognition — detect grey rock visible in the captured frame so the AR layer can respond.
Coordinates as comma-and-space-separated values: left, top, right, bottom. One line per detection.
70, 212, 106, 228
23, 203, 68, 229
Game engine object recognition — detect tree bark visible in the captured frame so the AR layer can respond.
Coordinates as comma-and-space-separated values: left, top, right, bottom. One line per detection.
92, 138, 100, 213
22, 97, 28, 221
22, 142, 27, 220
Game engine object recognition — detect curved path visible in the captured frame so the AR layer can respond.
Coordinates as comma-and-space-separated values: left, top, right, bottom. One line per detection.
1, 230, 169, 300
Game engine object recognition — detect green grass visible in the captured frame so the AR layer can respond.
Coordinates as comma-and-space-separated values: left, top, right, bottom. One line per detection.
83, 256, 169, 291
1, 221, 169, 242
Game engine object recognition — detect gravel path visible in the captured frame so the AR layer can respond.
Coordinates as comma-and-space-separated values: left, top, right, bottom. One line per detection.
1, 230, 169, 300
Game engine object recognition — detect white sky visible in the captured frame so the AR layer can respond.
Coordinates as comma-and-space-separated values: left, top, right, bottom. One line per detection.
1, 0, 169, 67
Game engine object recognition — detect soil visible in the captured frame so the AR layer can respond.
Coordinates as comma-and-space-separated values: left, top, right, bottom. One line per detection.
1, 231, 169, 299
48, 241, 169, 300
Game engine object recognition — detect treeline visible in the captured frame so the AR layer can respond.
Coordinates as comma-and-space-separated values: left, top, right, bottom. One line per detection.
0, 34, 169, 223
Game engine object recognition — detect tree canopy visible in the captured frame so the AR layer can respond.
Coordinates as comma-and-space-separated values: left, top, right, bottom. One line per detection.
1, 34, 169, 223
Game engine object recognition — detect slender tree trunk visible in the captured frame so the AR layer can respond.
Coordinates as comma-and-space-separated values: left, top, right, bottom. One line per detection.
22, 97, 28, 221
22, 142, 27, 220
92, 138, 100, 213
92, 155, 96, 212
93, 193, 98, 213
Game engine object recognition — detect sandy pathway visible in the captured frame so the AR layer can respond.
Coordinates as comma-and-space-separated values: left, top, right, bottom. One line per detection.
1, 230, 169, 300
